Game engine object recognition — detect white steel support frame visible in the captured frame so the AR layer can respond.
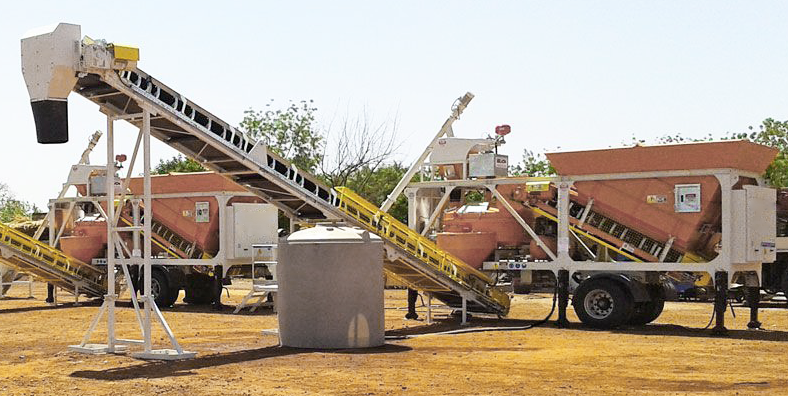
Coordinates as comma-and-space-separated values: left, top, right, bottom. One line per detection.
409, 168, 768, 287
49, 192, 253, 270
380, 92, 474, 213
69, 110, 195, 360
3, 132, 104, 303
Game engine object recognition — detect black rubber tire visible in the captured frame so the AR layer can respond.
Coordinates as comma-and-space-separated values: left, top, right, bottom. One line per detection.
628, 299, 665, 325
183, 273, 215, 305
628, 284, 666, 325
572, 278, 634, 329
150, 270, 179, 307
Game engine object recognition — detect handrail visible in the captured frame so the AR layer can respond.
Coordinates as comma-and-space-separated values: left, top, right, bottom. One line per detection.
0, 222, 105, 292
334, 186, 510, 314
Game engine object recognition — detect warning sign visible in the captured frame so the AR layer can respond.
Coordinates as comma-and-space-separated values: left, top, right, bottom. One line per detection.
647, 195, 667, 204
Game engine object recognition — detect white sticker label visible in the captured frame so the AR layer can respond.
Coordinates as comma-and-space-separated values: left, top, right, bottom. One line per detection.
195, 201, 210, 223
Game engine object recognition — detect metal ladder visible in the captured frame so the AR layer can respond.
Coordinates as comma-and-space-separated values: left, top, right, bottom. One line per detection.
71, 66, 511, 315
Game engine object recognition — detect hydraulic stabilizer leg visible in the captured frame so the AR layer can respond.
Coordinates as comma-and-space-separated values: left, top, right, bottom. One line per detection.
713, 271, 728, 335
213, 265, 224, 311
45, 283, 55, 304
747, 285, 761, 329
557, 270, 569, 328
405, 288, 419, 320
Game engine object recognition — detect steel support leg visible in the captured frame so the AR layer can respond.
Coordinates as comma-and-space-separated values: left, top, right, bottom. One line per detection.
713, 271, 728, 335
557, 270, 569, 328
747, 286, 761, 330
213, 265, 224, 311
46, 283, 55, 304
426, 294, 433, 325
461, 297, 468, 325
405, 288, 419, 320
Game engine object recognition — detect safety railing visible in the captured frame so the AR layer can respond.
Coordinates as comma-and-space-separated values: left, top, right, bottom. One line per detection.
0, 222, 105, 293
334, 186, 510, 315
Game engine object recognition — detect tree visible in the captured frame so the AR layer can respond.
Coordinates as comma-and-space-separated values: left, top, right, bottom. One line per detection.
240, 100, 323, 173
509, 149, 555, 177
630, 118, 788, 187
319, 110, 399, 188
0, 183, 35, 223
153, 154, 206, 174
727, 118, 788, 187
344, 162, 409, 223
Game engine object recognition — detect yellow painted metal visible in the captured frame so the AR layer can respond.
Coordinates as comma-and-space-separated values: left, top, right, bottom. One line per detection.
334, 186, 510, 315
0, 222, 105, 292
119, 216, 194, 259
109, 43, 140, 61
525, 181, 551, 192
532, 205, 714, 289
531, 206, 644, 262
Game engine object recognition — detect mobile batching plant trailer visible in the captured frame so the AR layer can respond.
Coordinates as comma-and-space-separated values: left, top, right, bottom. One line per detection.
401, 130, 778, 332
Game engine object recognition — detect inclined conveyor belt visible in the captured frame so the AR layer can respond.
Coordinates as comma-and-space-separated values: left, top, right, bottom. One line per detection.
71, 68, 510, 315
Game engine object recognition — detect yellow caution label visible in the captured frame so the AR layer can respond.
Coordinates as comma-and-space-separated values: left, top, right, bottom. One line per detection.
109, 44, 140, 61
525, 181, 550, 192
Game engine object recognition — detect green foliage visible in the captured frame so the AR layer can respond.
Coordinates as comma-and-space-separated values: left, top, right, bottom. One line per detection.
240, 100, 323, 173
629, 118, 788, 187
509, 149, 556, 177
726, 118, 788, 187
0, 183, 34, 223
344, 162, 409, 223
153, 154, 206, 174
464, 190, 485, 203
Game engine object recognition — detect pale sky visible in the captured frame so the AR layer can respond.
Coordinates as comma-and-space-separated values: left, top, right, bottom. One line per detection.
3, 1, 788, 208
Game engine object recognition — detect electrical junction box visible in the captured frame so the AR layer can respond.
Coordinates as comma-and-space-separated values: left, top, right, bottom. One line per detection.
731, 185, 777, 264
469, 153, 508, 178
674, 184, 701, 213
224, 203, 278, 260
195, 202, 210, 223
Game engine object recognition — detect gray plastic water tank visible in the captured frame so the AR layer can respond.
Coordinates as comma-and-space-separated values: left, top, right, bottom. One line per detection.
277, 225, 384, 348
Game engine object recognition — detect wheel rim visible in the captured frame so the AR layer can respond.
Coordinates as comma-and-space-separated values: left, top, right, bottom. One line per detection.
151, 278, 161, 301
584, 289, 614, 319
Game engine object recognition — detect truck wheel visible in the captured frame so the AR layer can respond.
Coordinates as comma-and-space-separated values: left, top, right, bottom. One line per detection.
150, 270, 179, 307
183, 273, 215, 305
628, 284, 666, 325
628, 298, 665, 325
573, 278, 633, 329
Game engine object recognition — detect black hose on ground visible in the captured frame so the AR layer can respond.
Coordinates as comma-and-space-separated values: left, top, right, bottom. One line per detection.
386, 285, 559, 340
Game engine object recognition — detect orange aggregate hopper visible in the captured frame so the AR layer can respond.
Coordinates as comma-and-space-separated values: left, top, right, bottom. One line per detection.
545, 141, 778, 258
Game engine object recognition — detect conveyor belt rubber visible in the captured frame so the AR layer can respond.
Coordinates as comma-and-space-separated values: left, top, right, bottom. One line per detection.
71, 67, 510, 315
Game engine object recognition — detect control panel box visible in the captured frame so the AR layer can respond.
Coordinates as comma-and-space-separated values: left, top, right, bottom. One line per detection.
224, 203, 278, 260
731, 185, 777, 264
469, 153, 508, 178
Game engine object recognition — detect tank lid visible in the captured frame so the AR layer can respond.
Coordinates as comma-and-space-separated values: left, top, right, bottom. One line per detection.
286, 225, 382, 244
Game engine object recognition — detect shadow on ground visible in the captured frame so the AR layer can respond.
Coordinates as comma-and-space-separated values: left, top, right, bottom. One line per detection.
0, 300, 101, 315
386, 316, 788, 343
69, 344, 412, 380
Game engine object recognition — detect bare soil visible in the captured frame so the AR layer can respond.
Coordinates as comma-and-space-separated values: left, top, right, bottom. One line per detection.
1, 282, 788, 395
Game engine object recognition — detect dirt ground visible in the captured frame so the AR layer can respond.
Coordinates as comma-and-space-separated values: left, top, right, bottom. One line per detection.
1, 282, 788, 396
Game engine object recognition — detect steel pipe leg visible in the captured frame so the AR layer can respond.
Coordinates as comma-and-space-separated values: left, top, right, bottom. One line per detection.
713, 271, 728, 335
405, 288, 419, 320
426, 294, 432, 325
45, 283, 55, 304
213, 265, 224, 311
557, 270, 569, 328
747, 286, 761, 330
461, 297, 468, 325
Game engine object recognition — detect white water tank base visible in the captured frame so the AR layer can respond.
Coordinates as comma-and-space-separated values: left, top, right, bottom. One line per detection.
277, 225, 384, 349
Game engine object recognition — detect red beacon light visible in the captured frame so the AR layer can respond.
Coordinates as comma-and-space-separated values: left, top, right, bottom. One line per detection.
495, 124, 511, 136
